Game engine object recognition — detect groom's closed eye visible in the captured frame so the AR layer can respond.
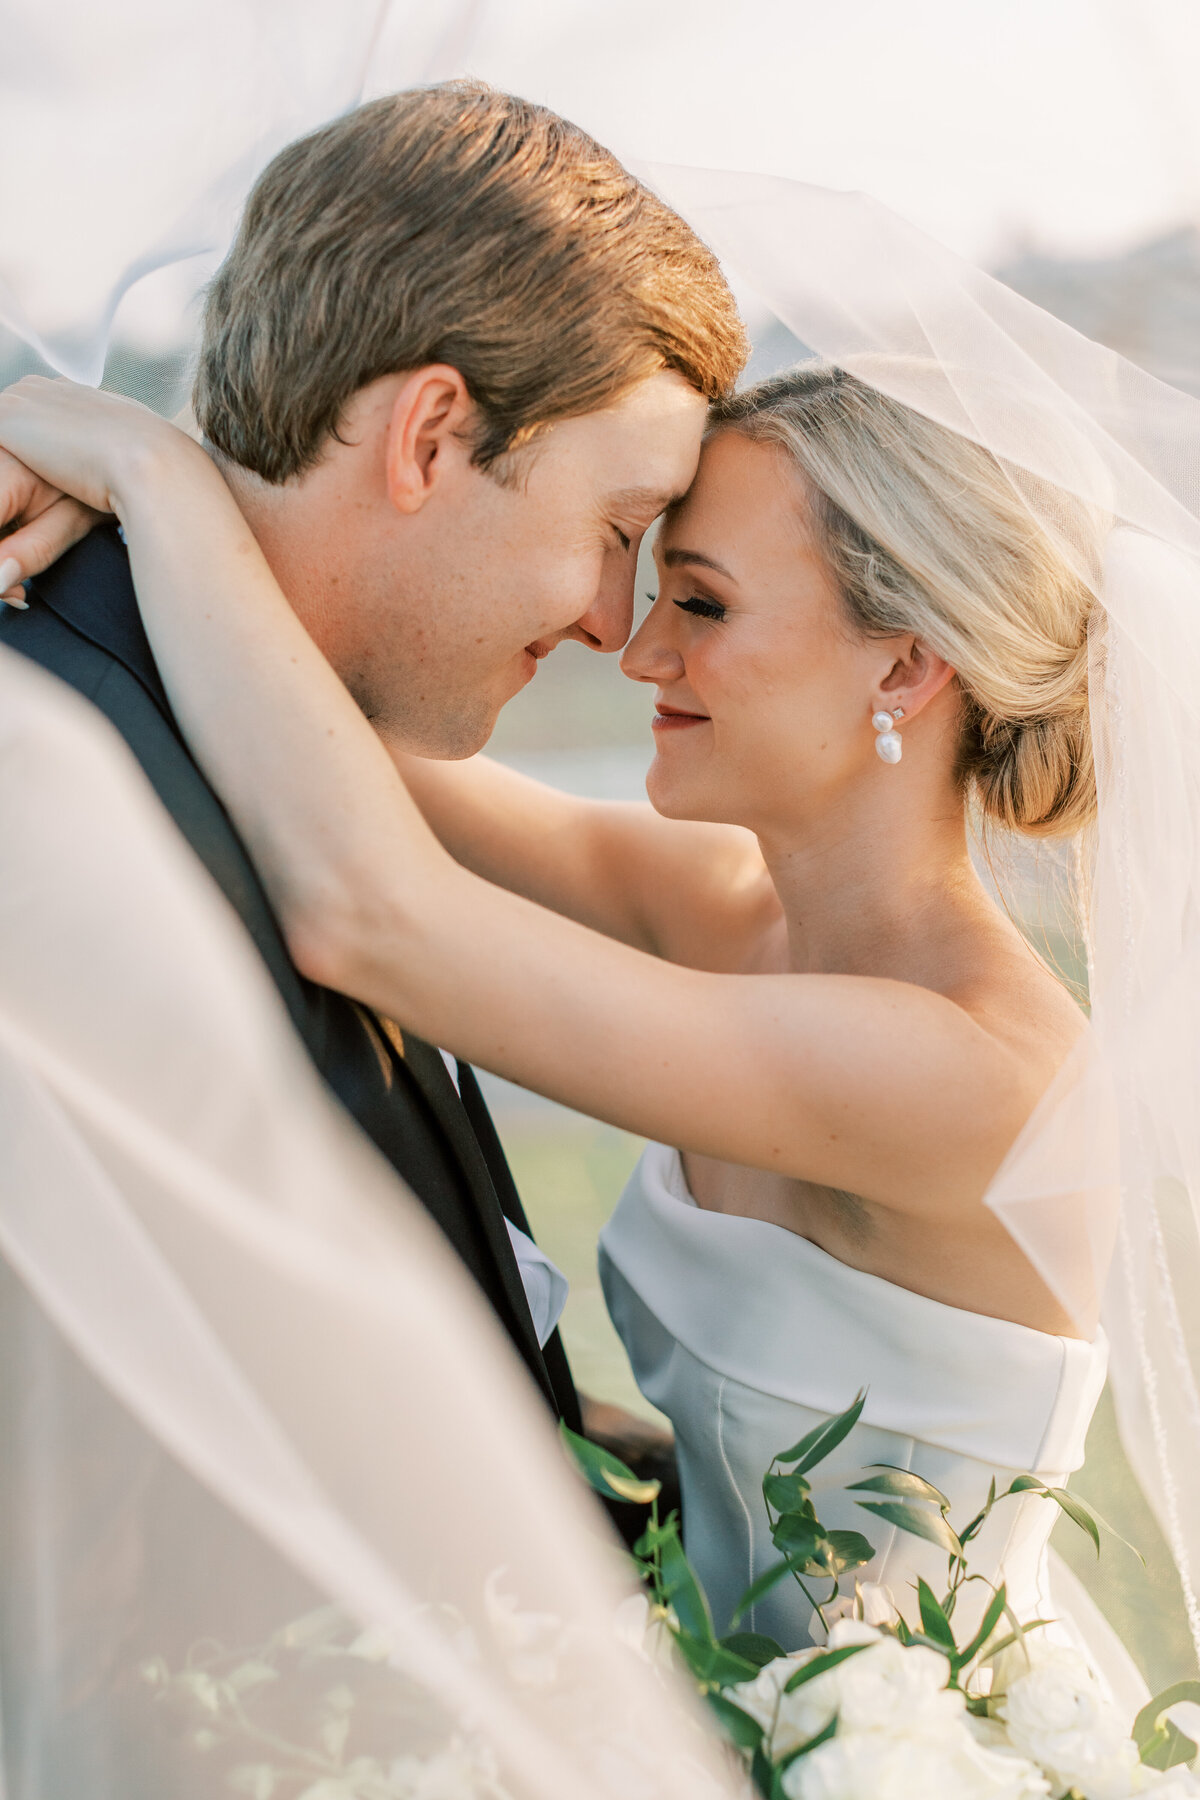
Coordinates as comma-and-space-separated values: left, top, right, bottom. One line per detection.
605, 484, 684, 550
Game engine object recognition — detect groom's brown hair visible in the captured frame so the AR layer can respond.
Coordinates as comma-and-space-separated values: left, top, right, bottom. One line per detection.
195, 83, 747, 484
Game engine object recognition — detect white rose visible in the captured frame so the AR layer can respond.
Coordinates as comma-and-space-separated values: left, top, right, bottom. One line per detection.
727, 1622, 961, 1760
385, 1739, 506, 1799
1140, 1768, 1200, 1796
726, 1655, 816, 1759
482, 1569, 566, 1687
780, 1726, 1049, 1800
998, 1643, 1144, 1800
824, 1583, 901, 1633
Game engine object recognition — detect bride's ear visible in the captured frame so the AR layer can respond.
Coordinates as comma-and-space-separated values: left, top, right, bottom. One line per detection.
875, 638, 957, 722
384, 365, 477, 514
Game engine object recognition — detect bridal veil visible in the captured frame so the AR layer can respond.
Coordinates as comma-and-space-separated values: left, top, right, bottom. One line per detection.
5, 7, 1200, 1787
637, 166, 1200, 1668
0, 652, 740, 1796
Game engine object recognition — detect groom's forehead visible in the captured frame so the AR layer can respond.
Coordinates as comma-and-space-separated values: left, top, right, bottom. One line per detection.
607, 483, 687, 518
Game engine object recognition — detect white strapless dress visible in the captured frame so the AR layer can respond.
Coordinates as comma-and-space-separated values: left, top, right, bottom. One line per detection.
599, 1143, 1138, 1699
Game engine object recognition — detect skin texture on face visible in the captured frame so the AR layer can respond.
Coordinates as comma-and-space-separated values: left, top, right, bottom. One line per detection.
622, 430, 960, 843
225, 368, 708, 757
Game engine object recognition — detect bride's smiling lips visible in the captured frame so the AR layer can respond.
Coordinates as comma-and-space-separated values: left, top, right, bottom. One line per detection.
653, 700, 710, 732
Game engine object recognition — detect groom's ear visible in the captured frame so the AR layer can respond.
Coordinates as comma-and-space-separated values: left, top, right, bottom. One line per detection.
384, 366, 477, 514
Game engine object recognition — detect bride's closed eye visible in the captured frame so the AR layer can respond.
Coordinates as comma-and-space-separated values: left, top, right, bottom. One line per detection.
674, 594, 727, 622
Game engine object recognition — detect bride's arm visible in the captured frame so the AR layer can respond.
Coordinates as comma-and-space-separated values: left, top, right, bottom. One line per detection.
0, 379, 1029, 1216
0, 432, 772, 973
390, 751, 775, 965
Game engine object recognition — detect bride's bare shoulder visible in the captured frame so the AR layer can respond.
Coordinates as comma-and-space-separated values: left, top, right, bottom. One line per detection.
952, 906, 1087, 1080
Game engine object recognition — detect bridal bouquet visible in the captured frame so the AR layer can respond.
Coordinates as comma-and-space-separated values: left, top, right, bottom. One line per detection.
567, 1397, 1200, 1800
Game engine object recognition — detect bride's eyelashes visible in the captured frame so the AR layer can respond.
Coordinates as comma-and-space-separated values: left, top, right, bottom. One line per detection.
674, 594, 727, 622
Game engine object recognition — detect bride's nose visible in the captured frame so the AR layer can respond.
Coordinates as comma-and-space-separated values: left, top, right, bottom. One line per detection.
620, 608, 686, 684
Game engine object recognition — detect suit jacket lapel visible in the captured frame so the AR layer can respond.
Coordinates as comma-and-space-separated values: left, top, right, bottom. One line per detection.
398, 1034, 551, 1385
456, 1062, 582, 1431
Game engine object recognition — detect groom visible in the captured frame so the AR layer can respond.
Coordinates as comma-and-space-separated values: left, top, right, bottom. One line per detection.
0, 85, 746, 1490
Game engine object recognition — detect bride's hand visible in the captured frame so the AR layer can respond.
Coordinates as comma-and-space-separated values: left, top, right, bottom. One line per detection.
0, 378, 201, 601
0, 447, 102, 606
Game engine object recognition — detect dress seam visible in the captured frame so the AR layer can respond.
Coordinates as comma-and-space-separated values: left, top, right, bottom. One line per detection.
716, 1375, 758, 1630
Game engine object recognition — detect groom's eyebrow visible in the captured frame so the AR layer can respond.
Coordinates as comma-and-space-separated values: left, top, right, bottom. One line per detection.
662, 547, 737, 581
610, 485, 683, 516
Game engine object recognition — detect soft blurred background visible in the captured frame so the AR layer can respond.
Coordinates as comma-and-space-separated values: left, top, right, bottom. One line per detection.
5, 0, 1199, 1688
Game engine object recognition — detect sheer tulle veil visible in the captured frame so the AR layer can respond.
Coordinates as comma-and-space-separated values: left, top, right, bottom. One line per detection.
635, 165, 1200, 1664
5, 19, 1200, 1789
0, 651, 743, 1797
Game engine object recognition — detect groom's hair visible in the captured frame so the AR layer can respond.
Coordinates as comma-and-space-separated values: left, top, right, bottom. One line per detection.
195, 83, 747, 484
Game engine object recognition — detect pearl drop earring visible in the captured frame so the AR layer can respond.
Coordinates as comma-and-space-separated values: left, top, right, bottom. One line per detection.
872, 707, 903, 764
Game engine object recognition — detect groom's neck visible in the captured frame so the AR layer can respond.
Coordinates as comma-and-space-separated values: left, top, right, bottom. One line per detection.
215, 456, 347, 658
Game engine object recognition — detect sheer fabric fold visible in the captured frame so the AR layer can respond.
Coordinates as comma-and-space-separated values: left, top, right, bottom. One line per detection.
7, 7, 1200, 1706
641, 163, 1200, 1668
0, 649, 739, 1799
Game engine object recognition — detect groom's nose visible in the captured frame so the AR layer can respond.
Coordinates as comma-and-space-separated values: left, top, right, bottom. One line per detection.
561, 554, 637, 654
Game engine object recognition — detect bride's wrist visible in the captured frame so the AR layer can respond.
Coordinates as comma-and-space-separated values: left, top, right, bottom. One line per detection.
107, 426, 223, 528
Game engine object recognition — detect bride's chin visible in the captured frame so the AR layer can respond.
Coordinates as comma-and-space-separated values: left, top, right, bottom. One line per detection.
644, 759, 713, 821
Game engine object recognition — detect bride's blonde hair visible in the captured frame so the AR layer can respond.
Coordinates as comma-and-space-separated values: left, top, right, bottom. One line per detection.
711, 364, 1102, 839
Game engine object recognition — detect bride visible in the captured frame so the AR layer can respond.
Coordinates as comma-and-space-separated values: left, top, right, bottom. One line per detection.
0, 361, 1112, 1656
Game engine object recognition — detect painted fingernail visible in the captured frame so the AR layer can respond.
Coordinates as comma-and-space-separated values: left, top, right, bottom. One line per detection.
2, 593, 29, 610
0, 557, 21, 591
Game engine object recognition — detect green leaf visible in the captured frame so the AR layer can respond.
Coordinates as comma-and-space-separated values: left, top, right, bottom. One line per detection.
721, 1631, 787, 1669
730, 1559, 795, 1626
854, 1499, 963, 1557
1045, 1487, 1144, 1564
979, 1620, 1055, 1664
1135, 1681, 1200, 1771
783, 1642, 872, 1692
917, 1579, 957, 1655
953, 1586, 1008, 1672
777, 1391, 866, 1474
958, 1478, 999, 1550
660, 1532, 715, 1644
559, 1424, 661, 1506
674, 1632, 758, 1688
762, 1471, 814, 1514
633, 1512, 681, 1561
1003, 1476, 1144, 1564
822, 1530, 874, 1576
774, 1711, 841, 1776
771, 1513, 823, 1567
1045, 1487, 1100, 1557
847, 1467, 952, 1511
751, 1745, 776, 1797
707, 1690, 766, 1752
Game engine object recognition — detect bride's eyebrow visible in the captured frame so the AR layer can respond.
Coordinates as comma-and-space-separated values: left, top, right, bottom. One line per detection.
662, 546, 738, 583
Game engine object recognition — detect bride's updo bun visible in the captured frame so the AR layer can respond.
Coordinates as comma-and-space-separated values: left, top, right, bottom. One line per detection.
710, 364, 1101, 838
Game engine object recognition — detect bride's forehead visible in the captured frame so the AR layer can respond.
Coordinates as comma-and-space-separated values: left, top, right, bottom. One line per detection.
662, 436, 813, 543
